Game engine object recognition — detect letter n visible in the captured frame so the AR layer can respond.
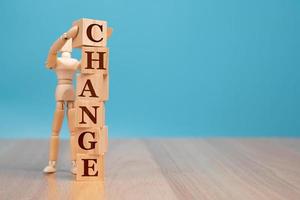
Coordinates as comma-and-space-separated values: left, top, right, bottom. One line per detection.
75, 101, 104, 128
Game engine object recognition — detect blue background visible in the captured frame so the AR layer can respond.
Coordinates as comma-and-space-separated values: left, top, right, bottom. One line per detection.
0, 0, 299, 138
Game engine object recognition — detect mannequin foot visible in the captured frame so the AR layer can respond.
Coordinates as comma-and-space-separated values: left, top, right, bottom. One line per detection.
43, 161, 56, 173
71, 160, 77, 175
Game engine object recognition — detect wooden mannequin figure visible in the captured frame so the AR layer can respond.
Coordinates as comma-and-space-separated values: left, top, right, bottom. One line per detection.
43, 26, 80, 174
43, 23, 112, 175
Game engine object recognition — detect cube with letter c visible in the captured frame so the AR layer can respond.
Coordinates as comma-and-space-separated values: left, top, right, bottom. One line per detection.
72, 18, 107, 48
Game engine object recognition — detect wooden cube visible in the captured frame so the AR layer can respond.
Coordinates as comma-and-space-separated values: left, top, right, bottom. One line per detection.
76, 154, 104, 181
102, 75, 109, 101
81, 46, 109, 74
75, 100, 104, 128
76, 72, 105, 101
76, 127, 100, 155
101, 126, 108, 153
75, 127, 108, 154
102, 104, 106, 128
72, 18, 107, 48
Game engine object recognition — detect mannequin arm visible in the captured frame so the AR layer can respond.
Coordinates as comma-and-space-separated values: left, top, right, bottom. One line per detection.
45, 26, 112, 69
45, 26, 79, 69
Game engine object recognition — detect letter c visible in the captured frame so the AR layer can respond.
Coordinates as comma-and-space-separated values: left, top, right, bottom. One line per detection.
86, 24, 103, 42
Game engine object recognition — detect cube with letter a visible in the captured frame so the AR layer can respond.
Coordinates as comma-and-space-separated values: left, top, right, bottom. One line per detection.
72, 18, 107, 48
76, 72, 105, 101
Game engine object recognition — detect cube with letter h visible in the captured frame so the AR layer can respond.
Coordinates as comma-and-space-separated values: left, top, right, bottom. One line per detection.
81, 46, 109, 75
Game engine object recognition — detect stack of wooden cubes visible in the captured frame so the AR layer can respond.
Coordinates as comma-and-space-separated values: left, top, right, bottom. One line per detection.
73, 18, 111, 181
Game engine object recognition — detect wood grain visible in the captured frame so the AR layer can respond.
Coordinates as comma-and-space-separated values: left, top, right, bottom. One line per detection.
0, 138, 299, 200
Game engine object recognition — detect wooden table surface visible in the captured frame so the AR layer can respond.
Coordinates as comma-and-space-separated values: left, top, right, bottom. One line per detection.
0, 138, 300, 200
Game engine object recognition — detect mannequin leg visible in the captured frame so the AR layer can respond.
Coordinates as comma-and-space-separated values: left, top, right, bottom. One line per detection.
43, 101, 65, 173
67, 101, 77, 174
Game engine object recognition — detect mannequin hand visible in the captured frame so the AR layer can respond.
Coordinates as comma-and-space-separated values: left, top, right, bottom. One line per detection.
65, 26, 79, 39
45, 53, 57, 69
